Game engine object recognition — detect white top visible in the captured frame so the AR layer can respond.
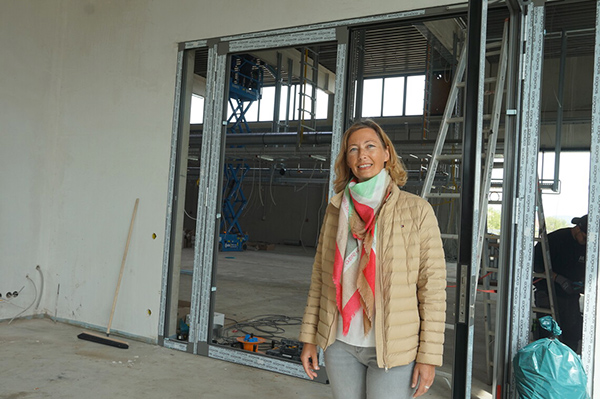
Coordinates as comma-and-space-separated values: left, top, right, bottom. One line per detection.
336, 307, 376, 347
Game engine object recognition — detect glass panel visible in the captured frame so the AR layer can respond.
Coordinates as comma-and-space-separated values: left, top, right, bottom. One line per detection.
259, 86, 275, 121
538, 151, 590, 231
362, 78, 383, 117
289, 85, 298, 121
404, 75, 425, 115
279, 85, 290, 123
382, 77, 405, 117
316, 88, 329, 120
190, 94, 204, 124
212, 45, 336, 362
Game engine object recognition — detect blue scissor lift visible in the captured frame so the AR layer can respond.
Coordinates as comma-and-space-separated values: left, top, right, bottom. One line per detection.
219, 55, 263, 251
227, 55, 263, 134
219, 163, 250, 251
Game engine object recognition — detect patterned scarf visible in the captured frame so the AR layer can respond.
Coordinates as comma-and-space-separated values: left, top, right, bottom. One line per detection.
333, 169, 391, 336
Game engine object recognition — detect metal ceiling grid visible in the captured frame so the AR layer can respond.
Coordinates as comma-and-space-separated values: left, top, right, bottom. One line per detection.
193, 47, 210, 78
361, 25, 428, 77
544, 0, 597, 58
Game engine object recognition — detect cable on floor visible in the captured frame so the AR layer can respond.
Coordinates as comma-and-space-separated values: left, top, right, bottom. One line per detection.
216, 314, 302, 349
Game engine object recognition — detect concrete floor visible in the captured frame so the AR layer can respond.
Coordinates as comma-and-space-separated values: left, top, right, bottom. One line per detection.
0, 318, 330, 399
1, 245, 495, 399
0, 318, 491, 399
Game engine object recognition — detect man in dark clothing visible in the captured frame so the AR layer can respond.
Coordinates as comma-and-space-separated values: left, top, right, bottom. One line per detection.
533, 214, 587, 352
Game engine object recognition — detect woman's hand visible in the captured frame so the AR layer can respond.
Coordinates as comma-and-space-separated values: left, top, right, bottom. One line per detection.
300, 343, 320, 380
411, 363, 435, 397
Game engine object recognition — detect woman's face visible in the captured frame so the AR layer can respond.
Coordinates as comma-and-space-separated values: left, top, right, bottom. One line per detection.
345, 127, 390, 182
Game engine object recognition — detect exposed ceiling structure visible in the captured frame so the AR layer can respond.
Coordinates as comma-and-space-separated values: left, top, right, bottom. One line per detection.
544, 1, 597, 58
186, 1, 596, 186
192, 1, 597, 82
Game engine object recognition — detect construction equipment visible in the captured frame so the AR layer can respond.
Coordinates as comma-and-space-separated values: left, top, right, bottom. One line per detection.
219, 163, 250, 251
221, 55, 260, 251
228, 55, 263, 134
266, 339, 305, 361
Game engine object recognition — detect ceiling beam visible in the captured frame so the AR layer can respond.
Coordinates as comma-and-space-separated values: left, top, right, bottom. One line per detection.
252, 48, 336, 94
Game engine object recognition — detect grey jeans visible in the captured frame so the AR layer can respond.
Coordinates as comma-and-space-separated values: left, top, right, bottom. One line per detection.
324, 340, 416, 399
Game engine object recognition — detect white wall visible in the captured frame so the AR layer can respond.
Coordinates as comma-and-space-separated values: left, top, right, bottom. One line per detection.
0, 0, 458, 341
0, 2, 62, 322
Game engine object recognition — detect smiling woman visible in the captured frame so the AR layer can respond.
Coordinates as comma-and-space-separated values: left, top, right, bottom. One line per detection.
333, 119, 407, 194
345, 128, 390, 182
299, 119, 446, 399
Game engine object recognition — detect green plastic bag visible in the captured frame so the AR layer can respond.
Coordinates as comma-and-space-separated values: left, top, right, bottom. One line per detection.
513, 316, 589, 399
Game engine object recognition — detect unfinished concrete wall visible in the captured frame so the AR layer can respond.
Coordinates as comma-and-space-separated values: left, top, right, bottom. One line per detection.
238, 183, 328, 247
0, 0, 458, 341
0, 3, 62, 323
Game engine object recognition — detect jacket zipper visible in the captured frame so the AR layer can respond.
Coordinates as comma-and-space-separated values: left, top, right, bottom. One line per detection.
376, 207, 388, 371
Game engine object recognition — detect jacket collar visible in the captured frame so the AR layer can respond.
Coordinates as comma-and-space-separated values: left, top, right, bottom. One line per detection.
330, 191, 343, 208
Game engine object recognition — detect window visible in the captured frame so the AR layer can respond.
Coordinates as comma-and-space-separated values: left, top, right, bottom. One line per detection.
405, 75, 425, 115
190, 94, 204, 124
228, 84, 329, 123
362, 79, 383, 117
382, 77, 405, 116
360, 75, 424, 117
259, 87, 276, 121
538, 151, 590, 230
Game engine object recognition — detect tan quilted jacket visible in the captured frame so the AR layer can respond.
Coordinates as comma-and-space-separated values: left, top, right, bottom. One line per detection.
299, 185, 446, 368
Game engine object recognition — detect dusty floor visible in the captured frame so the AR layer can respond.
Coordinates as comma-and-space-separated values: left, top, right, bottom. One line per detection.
1, 318, 331, 399
0, 317, 492, 399
1, 246, 494, 399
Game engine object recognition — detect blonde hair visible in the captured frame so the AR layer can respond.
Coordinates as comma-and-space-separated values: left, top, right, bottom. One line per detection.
333, 119, 407, 194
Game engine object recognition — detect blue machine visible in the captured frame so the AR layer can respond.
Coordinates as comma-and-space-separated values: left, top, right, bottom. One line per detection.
219, 163, 250, 252
219, 55, 263, 251
227, 55, 263, 134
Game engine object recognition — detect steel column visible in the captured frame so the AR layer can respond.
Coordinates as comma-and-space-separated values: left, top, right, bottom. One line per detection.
187, 43, 221, 353
493, 4, 525, 397
353, 30, 366, 120
582, 1, 600, 396
273, 52, 283, 132
451, 0, 486, 398
195, 47, 229, 352
328, 27, 348, 199
159, 48, 197, 347
552, 30, 567, 192
509, 4, 545, 399
158, 49, 185, 343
